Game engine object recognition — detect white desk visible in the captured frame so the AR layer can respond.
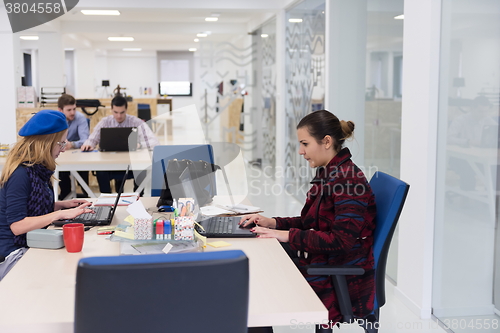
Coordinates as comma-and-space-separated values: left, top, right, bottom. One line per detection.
0, 198, 327, 332
54, 149, 154, 199
0, 150, 154, 199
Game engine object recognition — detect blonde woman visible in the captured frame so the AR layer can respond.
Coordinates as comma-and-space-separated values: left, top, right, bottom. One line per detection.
0, 110, 93, 280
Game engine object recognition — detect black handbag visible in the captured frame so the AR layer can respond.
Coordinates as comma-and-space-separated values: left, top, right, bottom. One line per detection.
156, 159, 220, 207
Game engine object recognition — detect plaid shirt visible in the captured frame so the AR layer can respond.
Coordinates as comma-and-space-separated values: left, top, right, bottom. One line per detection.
84, 115, 159, 149
275, 148, 376, 322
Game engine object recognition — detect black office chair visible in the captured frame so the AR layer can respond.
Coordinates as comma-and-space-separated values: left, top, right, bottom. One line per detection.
307, 171, 410, 333
74, 250, 249, 333
137, 103, 152, 123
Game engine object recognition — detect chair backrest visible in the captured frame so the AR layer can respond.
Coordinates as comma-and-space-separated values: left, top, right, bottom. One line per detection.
137, 103, 151, 123
369, 171, 409, 310
151, 144, 215, 196
75, 250, 249, 333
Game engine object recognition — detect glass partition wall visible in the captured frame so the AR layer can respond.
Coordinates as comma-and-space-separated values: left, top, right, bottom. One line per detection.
433, 0, 500, 331
280, 0, 404, 281
363, 0, 404, 282
283, 0, 326, 201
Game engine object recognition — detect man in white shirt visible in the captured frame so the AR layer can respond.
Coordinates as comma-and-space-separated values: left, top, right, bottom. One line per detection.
82, 96, 159, 193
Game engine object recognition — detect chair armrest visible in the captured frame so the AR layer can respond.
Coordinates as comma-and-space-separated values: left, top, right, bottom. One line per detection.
306, 265, 365, 276
306, 265, 365, 323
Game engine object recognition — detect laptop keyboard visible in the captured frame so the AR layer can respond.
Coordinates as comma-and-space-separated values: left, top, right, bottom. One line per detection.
205, 217, 234, 235
75, 206, 110, 222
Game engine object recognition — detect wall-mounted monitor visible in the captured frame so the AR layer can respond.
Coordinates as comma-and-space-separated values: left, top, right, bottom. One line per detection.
159, 81, 192, 96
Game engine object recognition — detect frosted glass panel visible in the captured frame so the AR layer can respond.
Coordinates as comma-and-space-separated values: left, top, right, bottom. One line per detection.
433, 0, 500, 330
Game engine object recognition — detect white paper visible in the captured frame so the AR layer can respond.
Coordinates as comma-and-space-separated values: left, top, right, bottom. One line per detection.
95, 193, 139, 206
230, 204, 260, 212
126, 200, 152, 219
214, 204, 262, 215
162, 243, 174, 254
200, 205, 233, 216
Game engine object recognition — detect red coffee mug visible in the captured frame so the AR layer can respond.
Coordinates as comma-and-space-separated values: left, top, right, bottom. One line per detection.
63, 223, 84, 253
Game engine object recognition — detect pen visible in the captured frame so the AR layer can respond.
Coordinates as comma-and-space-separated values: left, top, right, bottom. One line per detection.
122, 199, 133, 204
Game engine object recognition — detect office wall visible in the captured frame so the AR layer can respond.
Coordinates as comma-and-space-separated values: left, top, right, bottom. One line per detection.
38, 32, 64, 89
74, 49, 96, 98
397, 0, 442, 319
0, 33, 20, 144
398, 0, 443, 319
95, 53, 158, 101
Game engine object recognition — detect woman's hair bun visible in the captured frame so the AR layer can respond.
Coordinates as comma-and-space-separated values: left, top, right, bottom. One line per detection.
340, 120, 355, 140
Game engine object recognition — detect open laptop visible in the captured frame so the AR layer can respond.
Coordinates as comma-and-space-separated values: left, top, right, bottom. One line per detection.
100, 127, 138, 152
53, 166, 129, 227
173, 167, 255, 238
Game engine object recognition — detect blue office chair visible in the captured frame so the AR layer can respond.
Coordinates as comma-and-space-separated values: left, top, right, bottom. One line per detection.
307, 171, 409, 333
74, 250, 249, 333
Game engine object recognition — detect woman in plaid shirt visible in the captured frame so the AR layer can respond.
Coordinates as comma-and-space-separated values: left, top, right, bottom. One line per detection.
241, 110, 376, 325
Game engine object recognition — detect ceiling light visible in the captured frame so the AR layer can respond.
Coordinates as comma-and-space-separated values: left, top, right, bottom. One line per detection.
189, 48, 197, 52
394, 14, 404, 20
108, 37, 134, 42
261, 34, 269, 38
289, 18, 303, 23
205, 17, 218, 22
81, 10, 120, 16
20, 36, 39, 40
123, 48, 142, 51
196, 33, 208, 38
64, 48, 74, 51
194, 38, 199, 42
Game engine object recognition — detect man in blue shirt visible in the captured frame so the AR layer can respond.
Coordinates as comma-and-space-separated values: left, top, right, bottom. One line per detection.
58, 94, 90, 200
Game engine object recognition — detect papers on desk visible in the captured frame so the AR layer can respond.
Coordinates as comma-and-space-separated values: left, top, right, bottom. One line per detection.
201, 204, 262, 216
94, 193, 139, 206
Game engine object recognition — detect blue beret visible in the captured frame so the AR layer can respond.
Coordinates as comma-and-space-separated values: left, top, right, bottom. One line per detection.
19, 109, 68, 137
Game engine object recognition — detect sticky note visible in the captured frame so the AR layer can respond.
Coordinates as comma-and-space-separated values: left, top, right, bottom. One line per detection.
124, 215, 135, 224
114, 230, 134, 240
207, 241, 231, 248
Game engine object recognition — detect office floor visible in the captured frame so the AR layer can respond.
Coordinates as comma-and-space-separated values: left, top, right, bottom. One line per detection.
241, 163, 448, 333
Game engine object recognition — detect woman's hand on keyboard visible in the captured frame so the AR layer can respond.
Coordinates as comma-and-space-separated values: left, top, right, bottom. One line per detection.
252, 227, 290, 243
56, 202, 94, 220
55, 199, 92, 210
239, 214, 276, 229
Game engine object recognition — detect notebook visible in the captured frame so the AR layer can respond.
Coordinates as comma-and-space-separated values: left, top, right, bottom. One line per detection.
53, 167, 129, 227
100, 127, 138, 152
173, 167, 255, 238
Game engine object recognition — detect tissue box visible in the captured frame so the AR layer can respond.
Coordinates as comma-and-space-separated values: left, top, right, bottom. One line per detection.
134, 218, 153, 240
174, 217, 195, 241
27, 229, 64, 249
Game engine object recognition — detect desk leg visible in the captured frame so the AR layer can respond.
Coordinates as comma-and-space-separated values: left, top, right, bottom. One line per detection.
71, 171, 97, 198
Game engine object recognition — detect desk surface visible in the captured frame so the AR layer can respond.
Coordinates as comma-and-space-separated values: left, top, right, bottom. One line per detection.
56, 149, 153, 171
0, 197, 327, 332
0, 149, 153, 172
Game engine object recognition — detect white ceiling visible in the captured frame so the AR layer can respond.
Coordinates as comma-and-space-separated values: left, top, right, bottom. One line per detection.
17, 0, 288, 51
11, 0, 412, 53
